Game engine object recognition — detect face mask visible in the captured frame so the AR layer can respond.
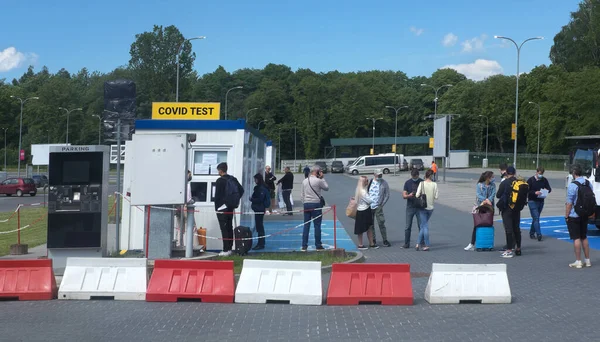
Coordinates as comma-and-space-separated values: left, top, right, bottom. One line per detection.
412, 177, 419, 181
537, 174, 543, 179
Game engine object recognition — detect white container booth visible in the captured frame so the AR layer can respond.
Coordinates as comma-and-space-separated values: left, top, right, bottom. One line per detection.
120, 119, 268, 252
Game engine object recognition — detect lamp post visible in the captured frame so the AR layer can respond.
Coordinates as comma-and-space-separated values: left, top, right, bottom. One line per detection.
10, 96, 39, 178
225, 86, 243, 120
479, 115, 489, 160
59, 107, 83, 144
528, 101, 542, 168
245, 107, 258, 122
366, 117, 384, 155
385, 105, 409, 176
257, 120, 267, 130
421, 84, 453, 116
2, 128, 7, 178
175, 36, 205, 102
92, 114, 102, 144
494, 35, 543, 167
294, 122, 297, 171
104, 110, 122, 250
421, 84, 453, 171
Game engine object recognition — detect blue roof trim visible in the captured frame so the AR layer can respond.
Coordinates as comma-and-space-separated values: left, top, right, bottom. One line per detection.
135, 119, 269, 141
266, 140, 273, 147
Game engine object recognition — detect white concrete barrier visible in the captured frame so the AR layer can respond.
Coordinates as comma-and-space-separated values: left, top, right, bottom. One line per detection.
58, 258, 147, 301
424, 263, 511, 304
235, 260, 322, 305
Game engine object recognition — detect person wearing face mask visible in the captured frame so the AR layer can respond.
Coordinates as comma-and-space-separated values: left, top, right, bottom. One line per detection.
527, 166, 551, 241
499, 163, 508, 182
464, 171, 496, 251
402, 169, 423, 248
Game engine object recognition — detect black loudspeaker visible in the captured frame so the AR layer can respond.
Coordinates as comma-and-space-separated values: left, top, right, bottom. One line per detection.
103, 79, 137, 142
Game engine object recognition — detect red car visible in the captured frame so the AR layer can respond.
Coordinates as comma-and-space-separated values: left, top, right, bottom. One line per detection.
0, 178, 37, 197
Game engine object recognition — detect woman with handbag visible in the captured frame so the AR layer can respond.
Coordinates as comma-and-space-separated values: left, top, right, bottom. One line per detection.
354, 176, 377, 250
464, 171, 497, 251
415, 170, 439, 251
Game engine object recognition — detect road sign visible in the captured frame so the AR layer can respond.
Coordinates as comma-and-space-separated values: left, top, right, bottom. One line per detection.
151, 102, 220, 120
110, 145, 126, 164
511, 123, 516, 140
429, 138, 434, 148
392, 144, 396, 153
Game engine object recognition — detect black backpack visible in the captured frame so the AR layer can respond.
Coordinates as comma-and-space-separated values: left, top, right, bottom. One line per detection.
224, 176, 244, 209
573, 180, 596, 218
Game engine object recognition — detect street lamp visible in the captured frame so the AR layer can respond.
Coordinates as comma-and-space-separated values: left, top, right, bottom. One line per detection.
59, 107, 83, 144
494, 35, 543, 167
225, 86, 243, 120
10, 95, 39, 178
421, 84, 453, 116
175, 36, 205, 102
2, 127, 7, 177
245, 107, 258, 122
385, 105, 409, 176
366, 117, 384, 155
92, 114, 102, 145
257, 120, 267, 130
528, 101, 542, 168
478, 115, 489, 160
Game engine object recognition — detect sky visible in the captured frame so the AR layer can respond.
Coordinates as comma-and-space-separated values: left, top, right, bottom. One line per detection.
0, 0, 582, 82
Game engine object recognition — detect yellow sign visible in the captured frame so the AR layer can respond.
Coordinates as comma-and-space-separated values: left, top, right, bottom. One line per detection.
370, 148, 374, 155
392, 144, 396, 153
429, 138, 434, 148
511, 123, 516, 140
151, 102, 220, 120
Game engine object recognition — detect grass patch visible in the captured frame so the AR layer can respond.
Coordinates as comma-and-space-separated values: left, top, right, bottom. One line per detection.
216, 252, 356, 274
0, 206, 48, 256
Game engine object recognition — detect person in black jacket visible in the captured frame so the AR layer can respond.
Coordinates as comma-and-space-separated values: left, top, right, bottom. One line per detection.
527, 166, 551, 241
250, 173, 269, 250
264, 166, 277, 214
496, 166, 522, 258
277, 167, 294, 215
214, 162, 244, 257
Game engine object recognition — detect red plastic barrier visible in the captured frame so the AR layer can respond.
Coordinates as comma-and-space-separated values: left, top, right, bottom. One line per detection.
0, 259, 57, 301
326, 263, 413, 305
146, 260, 234, 303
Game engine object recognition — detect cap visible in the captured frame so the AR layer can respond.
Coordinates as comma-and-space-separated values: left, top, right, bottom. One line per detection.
374, 169, 383, 175
506, 166, 516, 175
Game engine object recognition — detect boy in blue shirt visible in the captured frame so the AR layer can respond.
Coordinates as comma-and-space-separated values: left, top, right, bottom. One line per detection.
565, 164, 592, 268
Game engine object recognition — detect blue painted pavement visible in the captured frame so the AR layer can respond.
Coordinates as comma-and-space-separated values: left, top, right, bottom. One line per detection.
513, 216, 600, 250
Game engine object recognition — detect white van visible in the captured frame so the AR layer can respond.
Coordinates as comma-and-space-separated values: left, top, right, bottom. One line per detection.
347, 154, 403, 175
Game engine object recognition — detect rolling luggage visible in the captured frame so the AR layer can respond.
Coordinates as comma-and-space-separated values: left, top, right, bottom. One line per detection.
475, 226, 494, 251
234, 226, 253, 256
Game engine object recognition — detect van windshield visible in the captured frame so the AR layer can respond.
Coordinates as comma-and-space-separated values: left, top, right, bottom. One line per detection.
572, 149, 594, 177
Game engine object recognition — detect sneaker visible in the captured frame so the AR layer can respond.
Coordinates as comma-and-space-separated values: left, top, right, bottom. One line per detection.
401, 244, 410, 249
569, 260, 583, 269
383, 240, 391, 247
529, 234, 536, 239
585, 259, 592, 267
515, 249, 522, 256
301, 246, 308, 252
316, 246, 325, 251
219, 250, 232, 257
501, 251, 514, 258
370, 244, 380, 249
537, 235, 543, 242
265, 211, 271, 216
358, 245, 368, 250
464, 243, 475, 251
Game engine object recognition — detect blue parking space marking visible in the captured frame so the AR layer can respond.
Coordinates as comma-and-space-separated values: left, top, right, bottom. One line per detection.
507, 216, 600, 250
251, 220, 357, 253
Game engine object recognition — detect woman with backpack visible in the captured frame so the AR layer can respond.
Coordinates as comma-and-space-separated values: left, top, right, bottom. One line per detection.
354, 176, 377, 250
415, 170, 439, 251
250, 173, 270, 250
464, 171, 497, 251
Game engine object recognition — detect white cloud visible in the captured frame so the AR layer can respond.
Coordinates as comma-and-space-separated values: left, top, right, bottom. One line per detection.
461, 34, 487, 53
409, 26, 424, 36
0, 47, 37, 72
442, 59, 503, 81
442, 33, 458, 47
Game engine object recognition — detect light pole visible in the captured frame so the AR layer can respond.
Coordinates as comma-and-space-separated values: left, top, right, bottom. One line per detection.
528, 101, 542, 168
245, 107, 258, 122
385, 105, 409, 176
366, 117, 384, 155
104, 110, 122, 250
421, 84, 453, 170
2, 128, 7, 177
175, 36, 205, 102
421, 84, 453, 116
10, 96, 39, 178
494, 35, 543, 167
59, 107, 83, 144
479, 115, 489, 160
294, 122, 297, 171
257, 120, 267, 130
225, 86, 243, 120
92, 114, 102, 144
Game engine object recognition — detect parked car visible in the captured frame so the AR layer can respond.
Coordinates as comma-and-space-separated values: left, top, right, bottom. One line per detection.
31, 174, 48, 188
331, 160, 344, 173
400, 159, 409, 171
315, 161, 328, 173
409, 158, 424, 170
0, 178, 37, 197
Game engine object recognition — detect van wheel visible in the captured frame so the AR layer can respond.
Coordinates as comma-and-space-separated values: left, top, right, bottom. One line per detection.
383, 168, 390, 174
351, 170, 358, 175
16, 190, 22, 197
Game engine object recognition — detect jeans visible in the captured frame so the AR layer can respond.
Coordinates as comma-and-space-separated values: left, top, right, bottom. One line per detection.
502, 209, 521, 250
282, 189, 293, 214
418, 209, 433, 246
529, 200, 544, 237
216, 211, 234, 252
303, 202, 323, 248
371, 206, 388, 242
405, 206, 422, 245
255, 213, 265, 247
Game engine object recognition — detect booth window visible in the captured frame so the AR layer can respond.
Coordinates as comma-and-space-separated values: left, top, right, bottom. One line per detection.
193, 151, 228, 175
190, 182, 208, 202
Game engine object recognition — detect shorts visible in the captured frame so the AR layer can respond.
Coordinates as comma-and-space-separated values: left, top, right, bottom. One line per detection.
567, 216, 588, 240
270, 189, 276, 199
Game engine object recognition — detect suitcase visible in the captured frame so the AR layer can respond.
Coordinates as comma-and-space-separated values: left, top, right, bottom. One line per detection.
475, 226, 494, 251
234, 226, 253, 256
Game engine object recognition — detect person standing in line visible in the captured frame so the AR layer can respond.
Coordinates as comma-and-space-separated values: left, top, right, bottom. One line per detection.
527, 166, 551, 241
431, 161, 438, 182
277, 166, 294, 215
415, 169, 439, 251
498, 162, 510, 251
464, 171, 496, 251
214, 162, 244, 257
402, 169, 423, 249
566, 164, 592, 268
250, 173, 270, 250
368, 169, 391, 247
303, 165, 310, 179
264, 166, 277, 215
300, 165, 329, 251
354, 176, 377, 250
496, 166, 522, 258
